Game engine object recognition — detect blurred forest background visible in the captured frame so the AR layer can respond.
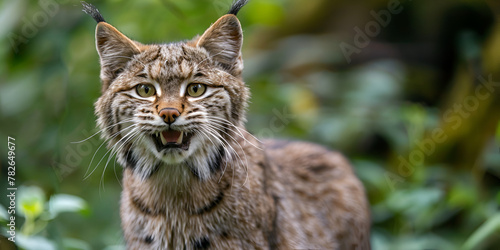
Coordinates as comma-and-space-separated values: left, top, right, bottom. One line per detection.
1, 0, 500, 249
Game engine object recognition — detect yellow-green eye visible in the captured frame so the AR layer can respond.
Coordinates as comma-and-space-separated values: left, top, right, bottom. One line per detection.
187, 83, 206, 97
136, 84, 156, 97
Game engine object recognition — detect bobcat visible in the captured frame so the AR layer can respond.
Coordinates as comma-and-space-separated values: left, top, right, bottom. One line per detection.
83, 1, 370, 249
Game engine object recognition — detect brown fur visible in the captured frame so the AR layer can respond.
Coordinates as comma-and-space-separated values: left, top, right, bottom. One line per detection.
87, 2, 370, 249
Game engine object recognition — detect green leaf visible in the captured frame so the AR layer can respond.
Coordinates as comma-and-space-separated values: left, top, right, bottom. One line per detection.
17, 186, 46, 219
462, 213, 500, 250
387, 188, 443, 213
62, 237, 92, 250
0, 0, 25, 39
16, 234, 56, 250
48, 194, 88, 218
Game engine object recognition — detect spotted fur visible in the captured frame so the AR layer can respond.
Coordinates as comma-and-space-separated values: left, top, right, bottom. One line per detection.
84, 1, 370, 249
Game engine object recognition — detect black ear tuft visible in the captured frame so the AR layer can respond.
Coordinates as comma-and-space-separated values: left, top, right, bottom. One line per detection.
227, 0, 249, 16
81, 1, 106, 23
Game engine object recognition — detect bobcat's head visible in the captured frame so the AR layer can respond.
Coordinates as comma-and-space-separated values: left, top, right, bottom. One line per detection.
83, 1, 250, 180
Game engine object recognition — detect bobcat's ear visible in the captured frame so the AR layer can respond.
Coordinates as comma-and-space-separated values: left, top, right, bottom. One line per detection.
196, 14, 243, 76
95, 22, 142, 89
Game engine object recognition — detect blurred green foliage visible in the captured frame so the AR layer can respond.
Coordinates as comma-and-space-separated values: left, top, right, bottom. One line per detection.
1, 0, 499, 249
0, 186, 89, 250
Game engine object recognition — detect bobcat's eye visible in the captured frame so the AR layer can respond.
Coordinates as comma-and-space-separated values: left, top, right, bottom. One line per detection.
136, 84, 156, 97
186, 83, 206, 97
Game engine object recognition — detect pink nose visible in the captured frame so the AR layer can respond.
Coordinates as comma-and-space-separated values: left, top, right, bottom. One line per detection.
159, 108, 180, 124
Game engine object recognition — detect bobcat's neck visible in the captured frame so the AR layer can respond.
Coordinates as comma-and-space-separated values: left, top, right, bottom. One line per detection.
122, 166, 231, 216
122, 129, 262, 215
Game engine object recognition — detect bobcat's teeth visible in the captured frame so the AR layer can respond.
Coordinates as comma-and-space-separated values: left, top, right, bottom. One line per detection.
176, 131, 183, 144
160, 132, 167, 145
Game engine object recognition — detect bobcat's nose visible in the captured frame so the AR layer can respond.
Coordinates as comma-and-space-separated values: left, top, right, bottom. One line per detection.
159, 108, 181, 124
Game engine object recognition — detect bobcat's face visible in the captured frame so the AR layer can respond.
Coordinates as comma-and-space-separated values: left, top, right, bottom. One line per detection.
93, 16, 248, 180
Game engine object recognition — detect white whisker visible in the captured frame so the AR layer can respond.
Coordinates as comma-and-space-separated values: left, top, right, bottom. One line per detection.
100, 127, 143, 192
84, 123, 138, 179
72, 118, 135, 144
84, 123, 140, 180
201, 123, 249, 185
208, 117, 263, 150
195, 128, 233, 183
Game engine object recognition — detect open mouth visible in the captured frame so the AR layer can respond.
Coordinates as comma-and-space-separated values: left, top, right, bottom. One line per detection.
152, 130, 193, 152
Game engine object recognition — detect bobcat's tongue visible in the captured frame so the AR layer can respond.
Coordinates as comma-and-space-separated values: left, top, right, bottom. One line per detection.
160, 130, 183, 145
